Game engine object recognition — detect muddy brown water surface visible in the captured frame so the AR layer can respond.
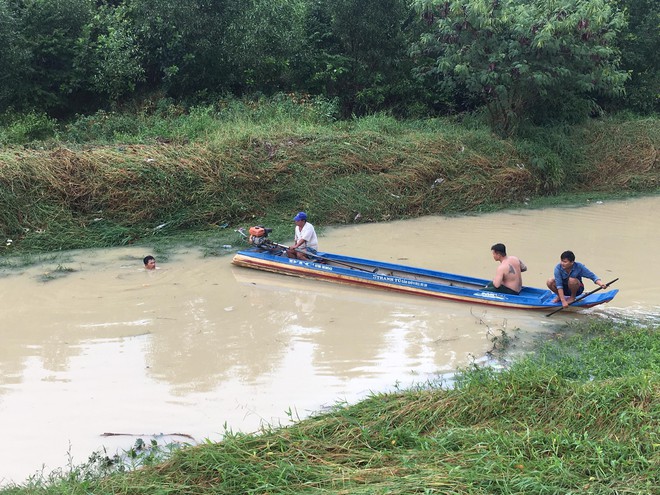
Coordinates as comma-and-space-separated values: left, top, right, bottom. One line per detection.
1, 196, 659, 484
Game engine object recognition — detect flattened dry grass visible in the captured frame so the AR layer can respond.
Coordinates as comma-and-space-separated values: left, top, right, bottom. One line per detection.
1, 113, 658, 253
576, 118, 659, 190
0, 126, 539, 251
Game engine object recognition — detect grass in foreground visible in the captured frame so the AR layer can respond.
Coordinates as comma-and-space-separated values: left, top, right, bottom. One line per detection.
4, 319, 658, 494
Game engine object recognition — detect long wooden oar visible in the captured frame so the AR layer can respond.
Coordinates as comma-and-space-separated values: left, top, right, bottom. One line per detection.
546, 278, 619, 317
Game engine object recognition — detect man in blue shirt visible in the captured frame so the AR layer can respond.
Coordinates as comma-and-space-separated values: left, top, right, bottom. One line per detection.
546, 250, 607, 307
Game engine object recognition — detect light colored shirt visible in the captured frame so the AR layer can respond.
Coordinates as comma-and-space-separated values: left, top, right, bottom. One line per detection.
294, 222, 318, 251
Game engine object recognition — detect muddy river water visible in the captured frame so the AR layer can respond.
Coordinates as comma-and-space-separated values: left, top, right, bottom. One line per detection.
1, 195, 658, 484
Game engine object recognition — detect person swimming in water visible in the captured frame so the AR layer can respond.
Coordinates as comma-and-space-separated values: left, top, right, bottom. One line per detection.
143, 255, 156, 270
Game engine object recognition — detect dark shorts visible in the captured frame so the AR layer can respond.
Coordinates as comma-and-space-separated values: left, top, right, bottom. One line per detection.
288, 245, 317, 256
484, 282, 520, 295
562, 281, 585, 297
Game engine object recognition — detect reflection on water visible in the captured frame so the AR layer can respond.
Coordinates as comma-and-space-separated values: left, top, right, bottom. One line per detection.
1, 195, 659, 484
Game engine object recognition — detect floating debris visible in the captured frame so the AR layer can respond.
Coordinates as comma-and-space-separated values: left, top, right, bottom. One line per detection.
431, 177, 445, 189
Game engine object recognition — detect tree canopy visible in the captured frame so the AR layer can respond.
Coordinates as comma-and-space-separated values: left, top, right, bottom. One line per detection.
412, 0, 629, 135
0, 0, 656, 131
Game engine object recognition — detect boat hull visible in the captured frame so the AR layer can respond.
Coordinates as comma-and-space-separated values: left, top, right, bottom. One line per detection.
232, 249, 618, 311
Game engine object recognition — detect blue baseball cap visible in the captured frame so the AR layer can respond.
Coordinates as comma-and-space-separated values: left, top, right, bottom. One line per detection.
293, 212, 307, 221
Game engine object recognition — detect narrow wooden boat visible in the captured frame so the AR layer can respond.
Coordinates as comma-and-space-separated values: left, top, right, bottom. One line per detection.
232, 246, 618, 311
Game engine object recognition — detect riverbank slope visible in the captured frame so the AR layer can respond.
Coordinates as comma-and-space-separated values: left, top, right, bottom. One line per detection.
1, 112, 658, 255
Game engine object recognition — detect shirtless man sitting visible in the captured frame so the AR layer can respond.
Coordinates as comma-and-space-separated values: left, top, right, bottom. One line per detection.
484, 243, 527, 295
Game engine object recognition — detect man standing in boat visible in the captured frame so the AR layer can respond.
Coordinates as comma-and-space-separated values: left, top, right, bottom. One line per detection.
547, 250, 607, 307
287, 212, 319, 260
484, 243, 527, 295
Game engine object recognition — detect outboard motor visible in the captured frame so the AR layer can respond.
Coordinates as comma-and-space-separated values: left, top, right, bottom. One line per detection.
248, 226, 273, 248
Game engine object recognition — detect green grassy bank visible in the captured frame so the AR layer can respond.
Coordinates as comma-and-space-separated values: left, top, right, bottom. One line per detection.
1, 102, 658, 255
2, 319, 658, 494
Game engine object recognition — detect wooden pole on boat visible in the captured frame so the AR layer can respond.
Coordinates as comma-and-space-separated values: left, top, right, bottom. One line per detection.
545, 278, 619, 317
270, 242, 377, 273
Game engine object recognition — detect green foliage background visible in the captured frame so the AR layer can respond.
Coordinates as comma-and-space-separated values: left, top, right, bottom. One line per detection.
1, 0, 657, 124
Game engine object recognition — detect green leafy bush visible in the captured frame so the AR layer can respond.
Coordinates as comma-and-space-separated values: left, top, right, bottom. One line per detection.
0, 112, 58, 144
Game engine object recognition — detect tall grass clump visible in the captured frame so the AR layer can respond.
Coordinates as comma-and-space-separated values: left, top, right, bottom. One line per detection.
206, 93, 340, 144
571, 116, 660, 191
513, 125, 580, 193
0, 111, 59, 145
216, 93, 339, 126
60, 94, 340, 145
